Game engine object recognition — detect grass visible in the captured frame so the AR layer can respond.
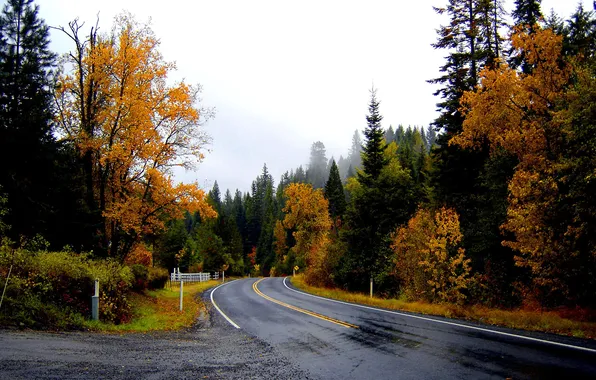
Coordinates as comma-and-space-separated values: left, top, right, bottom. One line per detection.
85, 280, 221, 332
290, 275, 596, 339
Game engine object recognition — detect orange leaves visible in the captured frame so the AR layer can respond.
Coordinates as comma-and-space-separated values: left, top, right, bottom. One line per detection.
453, 27, 570, 164
391, 207, 471, 304
450, 26, 583, 299
55, 13, 214, 260
278, 183, 333, 286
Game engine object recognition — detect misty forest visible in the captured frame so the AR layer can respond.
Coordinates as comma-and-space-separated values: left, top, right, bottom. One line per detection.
1, 0, 596, 328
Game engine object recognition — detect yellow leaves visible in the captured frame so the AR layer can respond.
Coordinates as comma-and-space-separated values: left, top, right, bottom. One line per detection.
55, 13, 214, 259
278, 183, 333, 286
391, 207, 471, 304
453, 27, 570, 163
450, 26, 582, 299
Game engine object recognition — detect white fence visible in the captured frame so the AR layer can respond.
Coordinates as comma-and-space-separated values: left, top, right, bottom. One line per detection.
170, 269, 219, 283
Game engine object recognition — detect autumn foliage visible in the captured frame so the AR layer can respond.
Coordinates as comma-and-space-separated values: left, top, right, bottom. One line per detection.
276, 183, 333, 286
55, 14, 215, 261
391, 207, 471, 304
453, 26, 596, 305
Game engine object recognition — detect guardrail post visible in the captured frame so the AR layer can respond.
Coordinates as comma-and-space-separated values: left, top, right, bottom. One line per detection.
92, 279, 99, 321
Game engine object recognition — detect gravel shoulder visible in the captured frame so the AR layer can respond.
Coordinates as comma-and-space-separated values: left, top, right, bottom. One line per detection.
0, 290, 313, 380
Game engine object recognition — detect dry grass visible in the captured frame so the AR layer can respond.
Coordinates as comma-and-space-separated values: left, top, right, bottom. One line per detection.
85, 280, 221, 332
290, 275, 596, 339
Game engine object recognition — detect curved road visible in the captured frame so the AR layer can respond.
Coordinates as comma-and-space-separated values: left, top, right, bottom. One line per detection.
210, 277, 596, 379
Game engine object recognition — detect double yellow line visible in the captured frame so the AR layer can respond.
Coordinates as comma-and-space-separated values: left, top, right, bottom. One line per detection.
252, 278, 358, 329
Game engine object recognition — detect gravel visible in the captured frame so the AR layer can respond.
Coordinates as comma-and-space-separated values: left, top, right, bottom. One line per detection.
0, 292, 314, 380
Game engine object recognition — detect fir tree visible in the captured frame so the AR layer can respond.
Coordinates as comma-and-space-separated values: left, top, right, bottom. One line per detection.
306, 141, 328, 189
0, 0, 81, 247
347, 130, 363, 171
324, 160, 346, 221
358, 86, 387, 186
510, 0, 543, 72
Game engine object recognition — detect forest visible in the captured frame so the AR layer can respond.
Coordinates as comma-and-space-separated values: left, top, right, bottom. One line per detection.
1, 0, 595, 329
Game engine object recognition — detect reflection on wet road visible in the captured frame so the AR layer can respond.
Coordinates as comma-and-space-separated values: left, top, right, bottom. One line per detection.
210, 277, 596, 380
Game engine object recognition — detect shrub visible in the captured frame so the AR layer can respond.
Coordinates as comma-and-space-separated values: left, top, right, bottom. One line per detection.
130, 264, 149, 291
147, 267, 169, 289
0, 247, 134, 328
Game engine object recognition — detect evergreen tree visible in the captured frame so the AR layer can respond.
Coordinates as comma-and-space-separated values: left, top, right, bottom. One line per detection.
208, 181, 222, 213
512, 0, 542, 28
384, 125, 395, 143
564, 3, 596, 59
223, 189, 233, 217
324, 159, 346, 221
347, 130, 363, 171
293, 165, 307, 183
306, 141, 328, 189
0, 0, 84, 248
338, 89, 416, 292
429, 0, 516, 296
510, 0, 543, 72
358, 87, 387, 185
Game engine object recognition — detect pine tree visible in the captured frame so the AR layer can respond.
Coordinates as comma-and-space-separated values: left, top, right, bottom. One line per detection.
564, 3, 596, 59
512, 0, 542, 28
359, 87, 387, 186
306, 141, 328, 189
208, 181, 222, 213
429, 0, 516, 297
384, 125, 395, 144
510, 0, 543, 72
324, 160, 346, 222
347, 130, 363, 171
0, 0, 76, 246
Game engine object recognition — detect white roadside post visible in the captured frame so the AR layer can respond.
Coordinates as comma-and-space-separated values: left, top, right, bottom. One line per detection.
179, 280, 184, 311
370, 276, 373, 298
92, 279, 99, 320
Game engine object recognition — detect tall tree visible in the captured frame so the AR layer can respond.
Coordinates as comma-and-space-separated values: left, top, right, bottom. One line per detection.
347, 129, 363, 173
338, 90, 416, 292
54, 14, 215, 260
208, 181, 222, 213
0, 0, 62, 244
429, 0, 514, 285
453, 26, 596, 306
324, 159, 346, 223
358, 86, 387, 185
510, 0, 543, 72
306, 141, 328, 189
564, 3, 596, 59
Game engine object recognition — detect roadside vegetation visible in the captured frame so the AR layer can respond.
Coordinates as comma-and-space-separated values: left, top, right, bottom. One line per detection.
85, 281, 220, 332
291, 275, 596, 339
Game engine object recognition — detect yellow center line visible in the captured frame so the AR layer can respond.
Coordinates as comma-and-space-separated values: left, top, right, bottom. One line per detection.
252, 278, 359, 329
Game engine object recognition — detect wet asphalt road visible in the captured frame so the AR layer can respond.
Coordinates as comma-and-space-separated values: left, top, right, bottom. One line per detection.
210, 277, 596, 380
0, 294, 310, 379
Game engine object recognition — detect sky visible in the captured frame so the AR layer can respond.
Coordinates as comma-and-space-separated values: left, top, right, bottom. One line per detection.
37, 0, 588, 194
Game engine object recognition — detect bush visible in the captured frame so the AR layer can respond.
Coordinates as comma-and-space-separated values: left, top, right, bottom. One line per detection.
0, 247, 134, 328
147, 267, 169, 289
130, 264, 149, 292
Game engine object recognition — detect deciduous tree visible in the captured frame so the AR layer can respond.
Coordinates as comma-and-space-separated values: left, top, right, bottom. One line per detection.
55, 13, 215, 260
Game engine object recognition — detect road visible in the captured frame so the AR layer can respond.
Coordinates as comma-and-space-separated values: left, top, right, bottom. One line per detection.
210, 277, 596, 380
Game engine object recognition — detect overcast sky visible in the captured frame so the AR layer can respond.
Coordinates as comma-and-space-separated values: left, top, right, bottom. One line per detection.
38, 0, 587, 194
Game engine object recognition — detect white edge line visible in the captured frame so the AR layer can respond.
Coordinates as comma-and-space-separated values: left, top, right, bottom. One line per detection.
210, 281, 240, 329
283, 277, 596, 354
